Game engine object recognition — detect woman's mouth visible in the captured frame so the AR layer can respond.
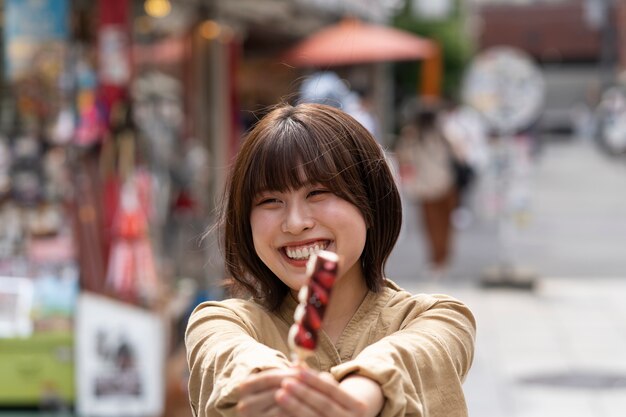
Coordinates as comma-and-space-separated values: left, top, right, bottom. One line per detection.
283, 240, 330, 261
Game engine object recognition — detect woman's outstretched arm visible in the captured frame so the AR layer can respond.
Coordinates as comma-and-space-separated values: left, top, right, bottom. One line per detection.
185, 300, 292, 416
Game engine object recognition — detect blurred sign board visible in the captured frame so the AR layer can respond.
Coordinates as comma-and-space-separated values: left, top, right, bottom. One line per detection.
3, 0, 69, 81
412, 0, 454, 21
583, 0, 607, 29
478, 3, 601, 62
76, 293, 164, 417
297, 0, 403, 21
461, 47, 545, 135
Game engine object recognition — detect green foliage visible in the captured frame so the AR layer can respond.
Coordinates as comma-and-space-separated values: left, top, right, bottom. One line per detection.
392, 1, 475, 100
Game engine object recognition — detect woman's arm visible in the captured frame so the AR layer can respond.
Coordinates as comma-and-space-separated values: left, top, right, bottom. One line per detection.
274, 369, 384, 417
185, 301, 292, 417
339, 374, 384, 414
330, 295, 476, 417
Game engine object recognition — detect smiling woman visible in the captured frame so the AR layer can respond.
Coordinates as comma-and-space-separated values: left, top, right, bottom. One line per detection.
185, 103, 476, 417
250, 183, 367, 296
224, 103, 400, 310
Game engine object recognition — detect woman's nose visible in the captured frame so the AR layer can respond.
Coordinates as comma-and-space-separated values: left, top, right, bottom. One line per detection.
281, 202, 314, 234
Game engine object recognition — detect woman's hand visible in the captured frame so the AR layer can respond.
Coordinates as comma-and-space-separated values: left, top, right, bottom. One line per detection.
275, 368, 384, 417
236, 368, 300, 417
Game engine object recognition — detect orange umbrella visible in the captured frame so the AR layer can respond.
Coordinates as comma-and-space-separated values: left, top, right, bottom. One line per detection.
283, 18, 437, 67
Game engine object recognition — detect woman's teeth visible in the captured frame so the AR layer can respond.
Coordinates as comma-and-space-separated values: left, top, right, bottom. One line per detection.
285, 243, 326, 260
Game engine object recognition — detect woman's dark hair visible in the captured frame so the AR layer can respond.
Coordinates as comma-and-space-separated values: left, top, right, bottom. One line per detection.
219, 103, 402, 310
415, 107, 440, 142
416, 109, 437, 129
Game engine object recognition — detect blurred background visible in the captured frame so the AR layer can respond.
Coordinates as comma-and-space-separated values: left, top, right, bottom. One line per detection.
0, 0, 625, 416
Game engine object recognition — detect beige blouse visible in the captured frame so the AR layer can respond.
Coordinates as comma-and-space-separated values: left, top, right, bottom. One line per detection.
185, 280, 476, 417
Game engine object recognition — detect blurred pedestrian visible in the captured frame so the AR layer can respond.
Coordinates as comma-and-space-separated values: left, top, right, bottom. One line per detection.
442, 104, 487, 228
299, 71, 382, 143
186, 103, 476, 417
396, 104, 458, 279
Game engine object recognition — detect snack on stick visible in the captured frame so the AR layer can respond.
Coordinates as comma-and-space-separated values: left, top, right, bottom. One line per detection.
288, 250, 339, 364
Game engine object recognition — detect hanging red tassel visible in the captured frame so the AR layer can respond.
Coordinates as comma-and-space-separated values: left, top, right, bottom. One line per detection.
105, 173, 157, 304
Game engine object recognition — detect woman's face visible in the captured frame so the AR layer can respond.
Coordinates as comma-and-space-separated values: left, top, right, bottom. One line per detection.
250, 183, 367, 291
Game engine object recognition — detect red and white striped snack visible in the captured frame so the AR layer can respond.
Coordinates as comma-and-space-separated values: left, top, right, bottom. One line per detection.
288, 250, 339, 363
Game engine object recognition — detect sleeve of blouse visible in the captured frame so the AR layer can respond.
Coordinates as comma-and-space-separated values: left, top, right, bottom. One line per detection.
185, 301, 292, 417
330, 294, 476, 417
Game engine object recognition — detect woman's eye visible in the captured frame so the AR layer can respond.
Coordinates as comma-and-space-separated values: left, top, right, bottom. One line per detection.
308, 189, 330, 198
255, 197, 281, 206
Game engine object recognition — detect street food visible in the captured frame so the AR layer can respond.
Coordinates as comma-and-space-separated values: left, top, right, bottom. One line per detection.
288, 250, 338, 363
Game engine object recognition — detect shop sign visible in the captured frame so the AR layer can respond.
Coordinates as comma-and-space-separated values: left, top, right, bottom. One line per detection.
297, 0, 403, 21
3, 0, 69, 80
75, 293, 164, 416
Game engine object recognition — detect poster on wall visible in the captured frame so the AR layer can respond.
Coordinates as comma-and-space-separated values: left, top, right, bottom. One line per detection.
75, 293, 164, 417
3, 0, 69, 81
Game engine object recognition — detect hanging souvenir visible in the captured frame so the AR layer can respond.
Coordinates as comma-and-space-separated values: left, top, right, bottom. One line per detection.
74, 90, 106, 147
10, 134, 44, 206
49, 104, 75, 145
0, 137, 11, 200
0, 202, 24, 260
105, 173, 157, 305
101, 102, 135, 257
43, 147, 72, 201
26, 204, 64, 238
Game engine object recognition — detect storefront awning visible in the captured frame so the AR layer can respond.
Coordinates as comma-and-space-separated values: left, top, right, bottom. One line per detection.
282, 18, 437, 67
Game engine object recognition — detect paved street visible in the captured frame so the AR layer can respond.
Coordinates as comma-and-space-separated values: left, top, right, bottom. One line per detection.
388, 136, 626, 282
398, 278, 626, 417
389, 136, 626, 417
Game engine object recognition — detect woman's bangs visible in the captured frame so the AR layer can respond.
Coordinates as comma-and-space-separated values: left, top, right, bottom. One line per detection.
246, 131, 340, 195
